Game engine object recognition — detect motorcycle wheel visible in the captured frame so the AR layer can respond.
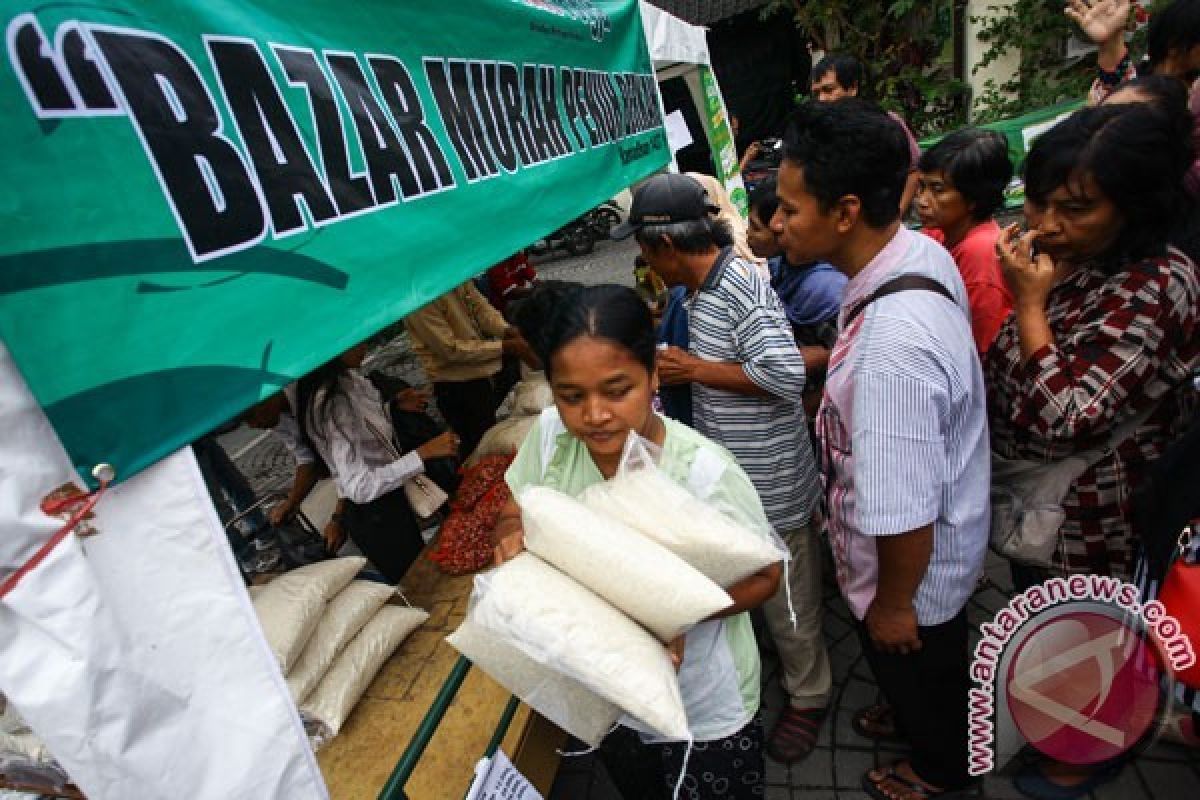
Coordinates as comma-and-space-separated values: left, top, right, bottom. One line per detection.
589, 207, 621, 236
563, 226, 595, 256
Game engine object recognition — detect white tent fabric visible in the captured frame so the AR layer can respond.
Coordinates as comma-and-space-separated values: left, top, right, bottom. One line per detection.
0, 342, 327, 800
640, 1, 710, 68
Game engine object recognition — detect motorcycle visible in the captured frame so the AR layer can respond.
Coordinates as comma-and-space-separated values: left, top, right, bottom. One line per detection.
528, 216, 596, 257
581, 200, 623, 238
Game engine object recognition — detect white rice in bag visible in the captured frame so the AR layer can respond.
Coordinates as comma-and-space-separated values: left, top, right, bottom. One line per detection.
446, 618, 620, 747
580, 470, 783, 588
286, 580, 396, 703
301, 604, 428, 747
469, 553, 688, 741
251, 556, 365, 672
518, 486, 731, 641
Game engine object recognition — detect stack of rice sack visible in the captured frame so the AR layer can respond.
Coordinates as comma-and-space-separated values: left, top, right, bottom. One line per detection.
467, 374, 554, 466
0, 693, 71, 791
427, 455, 513, 575
249, 557, 428, 749
447, 471, 786, 748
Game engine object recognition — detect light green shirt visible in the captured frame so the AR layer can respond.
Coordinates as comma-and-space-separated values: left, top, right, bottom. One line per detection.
505, 407, 769, 741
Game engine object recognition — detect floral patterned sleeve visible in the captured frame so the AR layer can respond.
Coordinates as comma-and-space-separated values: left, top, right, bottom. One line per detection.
1087, 58, 1139, 106
1007, 255, 1198, 443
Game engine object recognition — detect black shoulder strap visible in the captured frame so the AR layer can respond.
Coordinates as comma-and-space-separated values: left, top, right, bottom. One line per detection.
843, 275, 957, 328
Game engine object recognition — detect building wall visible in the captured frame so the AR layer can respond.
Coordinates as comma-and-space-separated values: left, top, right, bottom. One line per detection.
964, 0, 1021, 121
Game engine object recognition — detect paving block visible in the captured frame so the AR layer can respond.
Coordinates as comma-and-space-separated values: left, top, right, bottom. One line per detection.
788, 747, 834, 789
833, 748, 875, 789
1131, 759, 1195, 800
766, 754, 790, 786
764, 786, 791, 799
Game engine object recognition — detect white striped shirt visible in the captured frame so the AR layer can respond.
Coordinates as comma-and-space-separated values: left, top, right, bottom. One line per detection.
687, 248, 821, 532
819, 228, 990, 626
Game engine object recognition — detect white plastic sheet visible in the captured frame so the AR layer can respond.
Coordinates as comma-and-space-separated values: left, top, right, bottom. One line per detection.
0, 342, 328, 800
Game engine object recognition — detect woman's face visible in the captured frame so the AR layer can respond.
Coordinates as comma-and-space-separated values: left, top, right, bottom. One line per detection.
747, 207, 782, 259
549, 335, 657, 465
915, 169, 973, 233
1026, 173, 1123, 264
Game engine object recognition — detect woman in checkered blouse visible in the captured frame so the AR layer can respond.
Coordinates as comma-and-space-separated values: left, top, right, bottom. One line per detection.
987, 102, 1200, 583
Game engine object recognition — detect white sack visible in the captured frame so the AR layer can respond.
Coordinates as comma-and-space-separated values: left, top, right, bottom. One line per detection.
467, 415, 537, 465
446, 618, 620, 748
286, 580, 396, 703
301, 605, 428, 746
253, 557, 365, 673
510, 375, 554, 417
0, 344, 327, 800
469, 553, 688, 740
581, 470, 783, 588
519, 487, 730, 641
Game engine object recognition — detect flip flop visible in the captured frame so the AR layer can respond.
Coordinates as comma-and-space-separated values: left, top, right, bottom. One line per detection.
863, 762, 980, 800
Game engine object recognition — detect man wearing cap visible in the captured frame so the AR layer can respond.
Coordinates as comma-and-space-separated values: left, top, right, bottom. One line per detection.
613, 172, 831, 765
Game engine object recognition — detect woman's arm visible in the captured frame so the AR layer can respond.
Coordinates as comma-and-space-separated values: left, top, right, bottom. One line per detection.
997, 225, 1190, 443
705, 562, 782, 621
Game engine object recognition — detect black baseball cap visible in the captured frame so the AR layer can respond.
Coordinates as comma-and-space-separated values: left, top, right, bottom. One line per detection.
610, 173, 720, 239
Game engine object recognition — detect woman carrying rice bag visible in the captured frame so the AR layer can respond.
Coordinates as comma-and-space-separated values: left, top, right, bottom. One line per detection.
493, 283, 782, 800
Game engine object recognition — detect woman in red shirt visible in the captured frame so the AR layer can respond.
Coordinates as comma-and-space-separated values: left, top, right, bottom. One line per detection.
916, 128, 1015, 356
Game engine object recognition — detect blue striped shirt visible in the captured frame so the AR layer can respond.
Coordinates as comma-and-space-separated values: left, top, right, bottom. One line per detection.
687, 249, 820, 532
819, 228, 990, 626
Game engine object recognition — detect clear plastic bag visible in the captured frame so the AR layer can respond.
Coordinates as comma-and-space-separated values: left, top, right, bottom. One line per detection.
463, 553, 689, 741
518, 485, 731, 641
580, 433, 788, 589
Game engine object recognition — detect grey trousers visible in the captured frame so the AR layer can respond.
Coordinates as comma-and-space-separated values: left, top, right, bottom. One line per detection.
761, 521, 832, 709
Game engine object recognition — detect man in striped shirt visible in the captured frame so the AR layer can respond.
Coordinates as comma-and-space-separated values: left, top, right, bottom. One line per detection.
613, 172, 830, 765
772, 101, 988, 798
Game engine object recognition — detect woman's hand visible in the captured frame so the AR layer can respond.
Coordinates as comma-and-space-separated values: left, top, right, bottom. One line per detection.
1065, 0, 1131, 47
393, 387, 430, 413
997, 223, 1057, 312
492, 530, 525, 565
666, 635, 686, 672
416, 431, 460, 462
492, 496, 525, 565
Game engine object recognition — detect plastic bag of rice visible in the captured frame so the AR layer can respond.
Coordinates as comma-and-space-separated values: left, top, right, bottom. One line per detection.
300, 604, 428, 748
252, 557, 365, 673
518, 486, 730, 642
446, 618, 620, 747
468, 553, 688, 741
579, 439, 785, 588
286, 580, 396, 703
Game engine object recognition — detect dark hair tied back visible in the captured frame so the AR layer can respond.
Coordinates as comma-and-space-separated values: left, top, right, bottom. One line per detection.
513, 283, 656, 378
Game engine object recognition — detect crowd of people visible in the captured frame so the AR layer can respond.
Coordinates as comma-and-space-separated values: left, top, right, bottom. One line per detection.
216, 3, 1200, 798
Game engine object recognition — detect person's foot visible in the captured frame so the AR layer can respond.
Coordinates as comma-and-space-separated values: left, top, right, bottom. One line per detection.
766, 705, 825, 763
863, 760, 977, 799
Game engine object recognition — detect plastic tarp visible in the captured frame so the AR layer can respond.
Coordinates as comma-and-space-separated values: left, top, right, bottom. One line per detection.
0, 341, 327, 800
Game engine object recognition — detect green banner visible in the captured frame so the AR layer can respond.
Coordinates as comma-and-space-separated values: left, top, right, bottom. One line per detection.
697, 66, 747, 216
0, 0, 667, 481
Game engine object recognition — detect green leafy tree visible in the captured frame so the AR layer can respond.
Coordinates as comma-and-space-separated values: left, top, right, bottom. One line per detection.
764, 0, 968, 136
